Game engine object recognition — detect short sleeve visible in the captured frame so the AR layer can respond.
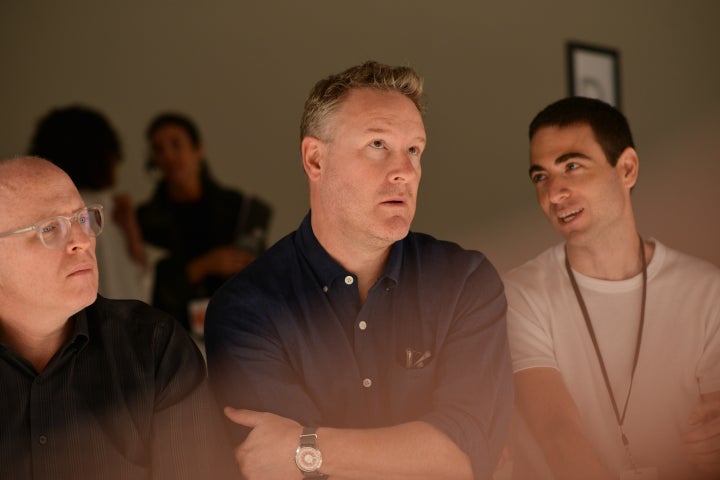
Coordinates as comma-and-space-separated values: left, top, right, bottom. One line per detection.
504, 275, 559, 373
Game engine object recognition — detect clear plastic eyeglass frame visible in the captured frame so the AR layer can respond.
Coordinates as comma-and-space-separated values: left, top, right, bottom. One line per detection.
0, 204, 104, 249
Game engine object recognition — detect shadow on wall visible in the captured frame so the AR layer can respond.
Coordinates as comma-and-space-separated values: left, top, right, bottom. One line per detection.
634, 114, 720, 268
455, 210, 558, 276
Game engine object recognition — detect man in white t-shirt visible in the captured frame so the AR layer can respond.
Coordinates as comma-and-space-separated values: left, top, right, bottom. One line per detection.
504, 96, 720, 480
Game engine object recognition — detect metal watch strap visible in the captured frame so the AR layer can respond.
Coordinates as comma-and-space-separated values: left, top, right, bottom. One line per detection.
298, 427, 328, 479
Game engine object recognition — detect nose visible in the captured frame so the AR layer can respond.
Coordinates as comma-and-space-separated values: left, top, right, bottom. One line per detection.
546, 176, 570, 204
153, 148, 174, 169
65, 219, 93, 252
387, 151, 420, 184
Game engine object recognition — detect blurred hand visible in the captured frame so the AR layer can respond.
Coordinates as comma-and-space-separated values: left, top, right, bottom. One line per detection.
683, 399, 720, 474
188, 245, 255, 283
495, 445, 512, 473
224, 408, 303, 480
112, 194, 146, 266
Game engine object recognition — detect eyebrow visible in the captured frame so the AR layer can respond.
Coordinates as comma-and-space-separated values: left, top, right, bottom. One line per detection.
528, 151, 591, 177
364, 127, 427, 144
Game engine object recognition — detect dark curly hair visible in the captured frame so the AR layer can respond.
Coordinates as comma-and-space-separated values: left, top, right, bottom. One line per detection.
28, 105, 121, 190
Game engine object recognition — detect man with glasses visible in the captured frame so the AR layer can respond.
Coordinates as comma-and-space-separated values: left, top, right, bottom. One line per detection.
0, 156, 235, 478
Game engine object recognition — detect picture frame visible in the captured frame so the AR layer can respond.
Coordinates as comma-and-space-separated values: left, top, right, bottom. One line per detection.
566, 41, 621, 109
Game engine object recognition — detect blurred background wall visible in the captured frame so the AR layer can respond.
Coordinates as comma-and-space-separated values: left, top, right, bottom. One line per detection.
2, 0, 718, 273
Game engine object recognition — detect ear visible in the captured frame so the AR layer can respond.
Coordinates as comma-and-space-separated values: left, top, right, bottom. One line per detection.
301, 136, 325, 182
616, 147, 639, 189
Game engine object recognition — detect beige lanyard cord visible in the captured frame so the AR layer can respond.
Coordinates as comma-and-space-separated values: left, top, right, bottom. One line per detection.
564, 236, 647, 460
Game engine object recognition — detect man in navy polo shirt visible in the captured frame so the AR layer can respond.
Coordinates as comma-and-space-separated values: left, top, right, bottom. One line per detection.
206, 61, 512, 480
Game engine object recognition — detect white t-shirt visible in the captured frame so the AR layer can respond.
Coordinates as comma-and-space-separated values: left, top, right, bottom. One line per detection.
504, 240, 720, 480
82, 190, 152, 303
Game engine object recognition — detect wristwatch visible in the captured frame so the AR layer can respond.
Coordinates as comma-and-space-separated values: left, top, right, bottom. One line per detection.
295, 426, 328, 478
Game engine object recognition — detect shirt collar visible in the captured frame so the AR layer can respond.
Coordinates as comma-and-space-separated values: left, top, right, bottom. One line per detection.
43, 311, 88, 373
384, 240, 402, 285
295, 212, 402, 288
0, 306, 90, 372
296, 212, 347, 288
72, 308, 90, 338
61, 305, 91, 355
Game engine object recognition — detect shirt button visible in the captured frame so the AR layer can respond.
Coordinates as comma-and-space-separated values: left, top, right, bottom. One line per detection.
362, 378, 372, 388
38, 435, 48, 445
344, 275, 354, 285
322, 286, 328, 293
358, 321, 367, 331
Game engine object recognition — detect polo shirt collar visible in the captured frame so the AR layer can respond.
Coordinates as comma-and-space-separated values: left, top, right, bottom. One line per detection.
295, 212, 402, 289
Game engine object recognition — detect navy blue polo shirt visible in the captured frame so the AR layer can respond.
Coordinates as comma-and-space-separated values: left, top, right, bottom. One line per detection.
205, 213, 513, 479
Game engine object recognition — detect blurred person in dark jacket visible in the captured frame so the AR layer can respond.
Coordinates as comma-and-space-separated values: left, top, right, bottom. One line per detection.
138, 112, 272, 331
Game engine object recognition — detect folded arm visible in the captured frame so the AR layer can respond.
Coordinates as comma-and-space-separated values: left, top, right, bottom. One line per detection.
225, 408, 472, 480
683, 391, 720, 474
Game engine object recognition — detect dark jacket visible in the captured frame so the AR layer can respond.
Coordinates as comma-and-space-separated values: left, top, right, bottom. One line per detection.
138, 168, 272, 329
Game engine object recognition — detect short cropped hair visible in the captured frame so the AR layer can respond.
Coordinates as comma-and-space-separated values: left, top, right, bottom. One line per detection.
28, 105, 121, 190
300, 60, 425, 141
528, 97, 635, 166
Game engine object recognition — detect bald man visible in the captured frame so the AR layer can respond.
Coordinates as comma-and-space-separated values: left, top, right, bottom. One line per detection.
0, 156, 234, 479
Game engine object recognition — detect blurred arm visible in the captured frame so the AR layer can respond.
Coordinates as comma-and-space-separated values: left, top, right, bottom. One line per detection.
514, 367, 615, 480
683, 391, 720, 474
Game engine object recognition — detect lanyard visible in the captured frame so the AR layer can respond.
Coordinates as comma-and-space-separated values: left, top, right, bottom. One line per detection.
564, 236, 647, 466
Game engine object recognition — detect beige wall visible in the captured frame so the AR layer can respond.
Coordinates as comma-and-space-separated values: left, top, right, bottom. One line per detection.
2, 0, 718, 272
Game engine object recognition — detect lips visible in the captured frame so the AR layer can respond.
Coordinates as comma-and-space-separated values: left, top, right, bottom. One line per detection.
380, 188, 413, 204
557, 208, 584, 224
67, 263, 95, 276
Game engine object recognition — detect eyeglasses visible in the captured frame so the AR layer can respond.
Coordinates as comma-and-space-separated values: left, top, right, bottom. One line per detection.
0, 204, 104, 250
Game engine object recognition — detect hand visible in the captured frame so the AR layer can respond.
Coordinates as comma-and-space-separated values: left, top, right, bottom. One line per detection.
224, 408, 303, 480
189, 246, 255, 283
111, 194, 147, 266
495, 445, 512, 473
683, 399, 720, 474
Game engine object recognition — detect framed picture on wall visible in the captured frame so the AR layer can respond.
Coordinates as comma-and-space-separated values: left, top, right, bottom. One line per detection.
567, 41, 621, 109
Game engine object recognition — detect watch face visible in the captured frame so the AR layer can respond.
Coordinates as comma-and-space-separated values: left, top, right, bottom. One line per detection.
295, 446, 323, 473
